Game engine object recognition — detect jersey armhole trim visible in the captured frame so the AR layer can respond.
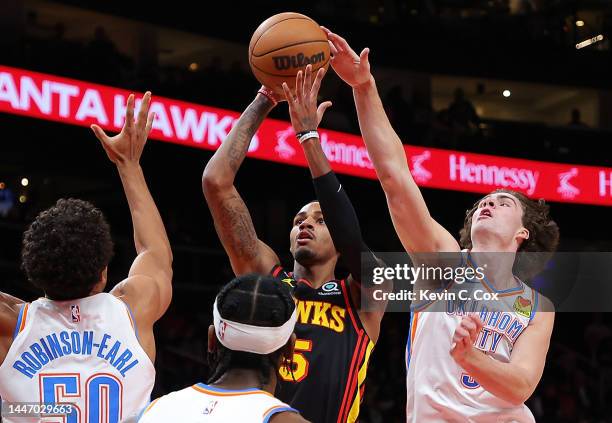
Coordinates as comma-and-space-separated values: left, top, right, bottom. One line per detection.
119, 298, 139, 340
262, 406, 298, 423
271, 264, 283, 278
139, 397, 160, 418
12, 303, 29, 340
340, 279, 363, 335
529, 289, 539, 323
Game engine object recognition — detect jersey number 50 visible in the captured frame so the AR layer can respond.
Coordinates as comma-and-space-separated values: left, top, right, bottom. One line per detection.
40, 373, 122, 423
279, 339, 312, 383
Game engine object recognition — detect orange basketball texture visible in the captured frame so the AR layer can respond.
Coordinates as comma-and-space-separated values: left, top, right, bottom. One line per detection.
249, 12, 330, 94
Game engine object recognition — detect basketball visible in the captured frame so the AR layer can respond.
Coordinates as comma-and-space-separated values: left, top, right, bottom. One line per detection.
249, 12, 331, 95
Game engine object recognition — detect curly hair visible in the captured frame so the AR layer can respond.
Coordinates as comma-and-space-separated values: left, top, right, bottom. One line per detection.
459, 189, 560, 279
207, 274, 296, 387
21, 198, 114, 300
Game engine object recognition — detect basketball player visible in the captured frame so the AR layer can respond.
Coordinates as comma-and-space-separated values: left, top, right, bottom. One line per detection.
139, 274, 309, 422
322, 27, 559, 421
202, 78, 384, 422
0, 92, 173, 422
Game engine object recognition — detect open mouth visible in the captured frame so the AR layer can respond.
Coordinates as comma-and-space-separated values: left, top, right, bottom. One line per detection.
478, 209, 492, 220
297, 230, 314, 245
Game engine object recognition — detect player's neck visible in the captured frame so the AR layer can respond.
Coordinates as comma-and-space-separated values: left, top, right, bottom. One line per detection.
210, 369, 276, 394
468, 249, 518, 291
471, 233, 519, 253
292, 260, 336, 288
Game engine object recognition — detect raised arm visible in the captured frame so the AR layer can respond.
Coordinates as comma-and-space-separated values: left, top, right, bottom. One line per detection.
202, 88, 281, 276
91, 92, 173, 360
281, 65, 385, 341
323, 27, 459, 254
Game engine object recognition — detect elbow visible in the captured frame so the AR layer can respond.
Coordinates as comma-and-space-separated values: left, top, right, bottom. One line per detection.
507, 379, 535, 406
378, 169, 403, 195
202, 166, 225, 195
165, 244, 174, 265
376, 160, 410, 196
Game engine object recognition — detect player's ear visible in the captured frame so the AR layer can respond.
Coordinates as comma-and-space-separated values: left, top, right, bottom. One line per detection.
516, 227, 530, 244
208, 325, 217, 353
284, 333, 296, 359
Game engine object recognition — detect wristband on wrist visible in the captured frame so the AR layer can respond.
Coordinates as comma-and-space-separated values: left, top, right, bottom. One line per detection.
257, 87, 277, 106
296, 130, 319, 144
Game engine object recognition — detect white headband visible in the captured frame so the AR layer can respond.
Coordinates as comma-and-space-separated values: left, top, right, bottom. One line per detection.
213, 299, 297, 355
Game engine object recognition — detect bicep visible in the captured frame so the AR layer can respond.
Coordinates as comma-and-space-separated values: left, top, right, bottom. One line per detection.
350, 276, 386, 343
269, 411, 310, 423
510, 311, 555, 389
127, 250, 172, 314
205, 185, 279, 275
111, 275, 168, 325
385, 179, 459, 253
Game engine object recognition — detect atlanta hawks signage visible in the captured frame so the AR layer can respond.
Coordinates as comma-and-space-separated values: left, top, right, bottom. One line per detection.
1, 65, 610, 206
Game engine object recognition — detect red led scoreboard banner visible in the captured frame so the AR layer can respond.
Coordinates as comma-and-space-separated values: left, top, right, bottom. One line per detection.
1, 65, 611, 206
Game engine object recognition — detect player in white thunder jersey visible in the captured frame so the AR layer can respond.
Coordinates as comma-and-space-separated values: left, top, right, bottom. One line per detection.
322, 27, 559, 421
407, 251, 551, 421
0, 91, 173, 423
139, 274, 309, 423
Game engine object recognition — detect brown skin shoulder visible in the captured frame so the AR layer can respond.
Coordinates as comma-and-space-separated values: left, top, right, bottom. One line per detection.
0, 292, 24, 363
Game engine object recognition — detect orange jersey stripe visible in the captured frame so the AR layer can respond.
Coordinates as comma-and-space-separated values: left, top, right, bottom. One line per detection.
262, 405, 288, 418
18, 303, 30, 334
142, 398, 160, 415
191, 385, 273, 397
410, 312, 420, 348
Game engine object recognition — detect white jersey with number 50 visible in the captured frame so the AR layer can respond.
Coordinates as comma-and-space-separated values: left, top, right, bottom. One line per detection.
406, 263, 541, 422
0, 293, 155, 423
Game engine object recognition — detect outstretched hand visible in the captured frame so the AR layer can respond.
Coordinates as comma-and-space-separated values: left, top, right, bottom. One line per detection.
91, 91, 155, 166
321, 26, 372, 89
282, 64, 332, 133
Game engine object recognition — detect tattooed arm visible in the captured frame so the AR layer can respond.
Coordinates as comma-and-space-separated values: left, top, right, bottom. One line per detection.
202, 91, 281, 276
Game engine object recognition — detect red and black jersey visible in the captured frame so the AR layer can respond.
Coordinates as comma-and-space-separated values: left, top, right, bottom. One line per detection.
271, 265, 375, 423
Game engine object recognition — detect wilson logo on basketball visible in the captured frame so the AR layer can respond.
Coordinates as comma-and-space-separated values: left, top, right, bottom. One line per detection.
272, 52, 326, 70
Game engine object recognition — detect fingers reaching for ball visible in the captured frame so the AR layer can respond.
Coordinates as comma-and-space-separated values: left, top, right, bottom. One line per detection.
319, 26, 373, 88
282, 64, 331, 134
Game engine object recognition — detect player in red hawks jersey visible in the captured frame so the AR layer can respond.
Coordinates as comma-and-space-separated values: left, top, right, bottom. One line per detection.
202, 75, 387, 422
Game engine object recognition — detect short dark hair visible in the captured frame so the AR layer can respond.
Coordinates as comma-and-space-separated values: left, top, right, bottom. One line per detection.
207, 274, 296, 386
21, 198, 113, 300
459, 190, 560, 279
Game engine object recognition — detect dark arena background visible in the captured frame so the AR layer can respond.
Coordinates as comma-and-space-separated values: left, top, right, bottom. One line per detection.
2, 1, 612, 422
